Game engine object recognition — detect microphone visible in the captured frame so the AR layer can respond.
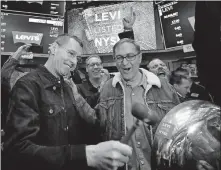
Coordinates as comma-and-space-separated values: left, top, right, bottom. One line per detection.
132, 102, 160, 125
120, 102, 160, 144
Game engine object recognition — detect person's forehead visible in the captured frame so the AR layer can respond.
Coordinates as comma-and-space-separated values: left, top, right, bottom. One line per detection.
115, 42, 137, 54
88, 57, 101, 64
150, 59, 164, 67
181, 78, 191, 85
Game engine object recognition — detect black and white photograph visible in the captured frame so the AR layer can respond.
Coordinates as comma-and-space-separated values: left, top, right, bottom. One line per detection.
1, 1, 220, 170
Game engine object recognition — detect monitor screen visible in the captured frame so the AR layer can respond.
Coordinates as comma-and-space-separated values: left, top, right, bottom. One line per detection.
1, 0, 65, 17
1, 12, 64, 54
158, 1, 195, 49
68, 1, 156, 54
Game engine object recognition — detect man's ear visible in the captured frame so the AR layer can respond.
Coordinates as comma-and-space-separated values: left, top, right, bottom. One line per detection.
86, 66, 89, 73
49, 43, 58, 55
138, 53, 142, 63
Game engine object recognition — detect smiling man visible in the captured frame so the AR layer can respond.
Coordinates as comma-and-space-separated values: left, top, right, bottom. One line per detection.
2, 34, 133, 170
77, 55, 109, 108
147, 58, 170, 80
98, 38, 180, 170
72, 38, 180, 170
77, 55, 110, 145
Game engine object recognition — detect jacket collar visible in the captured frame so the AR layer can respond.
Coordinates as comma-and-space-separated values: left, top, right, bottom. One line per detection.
37, 65, 63, 89
112, 68, 161, 88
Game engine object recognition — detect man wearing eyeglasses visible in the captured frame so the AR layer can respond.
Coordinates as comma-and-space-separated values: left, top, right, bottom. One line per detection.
77, 55, 110, 145
70, 38, 180, 170
77, 55, 109, 108
2, 34, 133, 170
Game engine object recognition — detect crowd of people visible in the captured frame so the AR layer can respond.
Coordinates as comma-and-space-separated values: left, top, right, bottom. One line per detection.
1, 2, 220, 170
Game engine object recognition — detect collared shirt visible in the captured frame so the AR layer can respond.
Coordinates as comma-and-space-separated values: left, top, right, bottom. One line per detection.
77, 76, 100, 108
121, 72, 150, 170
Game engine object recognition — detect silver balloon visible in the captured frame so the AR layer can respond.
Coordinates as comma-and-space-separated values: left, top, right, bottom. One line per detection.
153, 100, 220, 170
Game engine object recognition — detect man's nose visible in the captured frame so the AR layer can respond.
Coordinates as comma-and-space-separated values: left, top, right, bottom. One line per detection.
70, 58, 77, 67
122, 57, 129, 65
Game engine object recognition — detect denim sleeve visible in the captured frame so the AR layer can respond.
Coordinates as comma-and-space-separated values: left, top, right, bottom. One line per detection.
118, 30, 134, 40
1, 57, 19, 90
3, 78, 87, 170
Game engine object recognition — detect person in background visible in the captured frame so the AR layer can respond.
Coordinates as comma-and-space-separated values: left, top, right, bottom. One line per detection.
77, 55, 110, 144
1, 44, 37, 130
118, 7, 136, 40
69, 38, 180, 170
170, 68, 192, 102
77, 55, 110, 108
2, 34, 132, 170
175, 68, 214, 102
147, 58, 170, 81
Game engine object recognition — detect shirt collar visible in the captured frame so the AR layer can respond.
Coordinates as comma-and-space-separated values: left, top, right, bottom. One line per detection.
121, 71, 147, 89
86, 76, 99, 92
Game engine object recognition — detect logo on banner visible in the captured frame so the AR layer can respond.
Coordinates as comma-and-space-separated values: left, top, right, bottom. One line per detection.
12, 31, 43, 45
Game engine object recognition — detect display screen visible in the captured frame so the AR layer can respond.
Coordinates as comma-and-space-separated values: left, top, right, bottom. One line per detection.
158, 1, 195, 49
1, 12, 64, 54
1, 0, 65, 17
68, 1, 156, 54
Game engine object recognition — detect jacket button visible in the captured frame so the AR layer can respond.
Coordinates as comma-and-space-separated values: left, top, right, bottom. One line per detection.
53, 86, 56, 90
58, 81, 61, 84
64, 126, 69, 131
49, 109, 53, 114
140, 160, 144, 165
137, 141, 141, 145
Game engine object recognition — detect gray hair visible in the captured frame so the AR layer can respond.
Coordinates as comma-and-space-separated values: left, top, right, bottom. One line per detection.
147, 58, 164, 69
86, 55, 102, 65
113, 38, 140, 57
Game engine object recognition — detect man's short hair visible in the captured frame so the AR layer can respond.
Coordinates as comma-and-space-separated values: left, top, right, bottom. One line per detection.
113, 38, 140, 57
86, 55, 102, 65
147, 58, 162, 69
55, 33, 83, 48
170, 68, 191, 85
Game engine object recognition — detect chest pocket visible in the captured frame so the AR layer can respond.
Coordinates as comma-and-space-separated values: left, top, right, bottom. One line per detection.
40, 104, 66, 138
146, 100, 175, 120
41, 104, 63, 117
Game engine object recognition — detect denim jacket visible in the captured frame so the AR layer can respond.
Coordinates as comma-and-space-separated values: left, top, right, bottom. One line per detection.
76, 68, 180, 170
2, 65, 95, 170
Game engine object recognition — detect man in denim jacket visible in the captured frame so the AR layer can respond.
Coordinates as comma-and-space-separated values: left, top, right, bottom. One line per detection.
72, 38, 180, 170
2, 34, 133, 170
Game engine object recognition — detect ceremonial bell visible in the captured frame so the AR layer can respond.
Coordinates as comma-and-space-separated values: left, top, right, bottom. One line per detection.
153, 100, 220, 170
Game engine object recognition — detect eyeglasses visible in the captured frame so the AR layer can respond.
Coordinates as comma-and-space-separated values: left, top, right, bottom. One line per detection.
88, 63, 102, 67
114, 52, 140, 63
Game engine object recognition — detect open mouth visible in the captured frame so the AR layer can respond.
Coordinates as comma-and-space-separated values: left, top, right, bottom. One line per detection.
123, 68, 131, 72
158, 72, 165, 76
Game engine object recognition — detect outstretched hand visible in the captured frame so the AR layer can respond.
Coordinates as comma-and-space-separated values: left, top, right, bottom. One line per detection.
86, 141, 132, 170
123, 7, 136, 31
